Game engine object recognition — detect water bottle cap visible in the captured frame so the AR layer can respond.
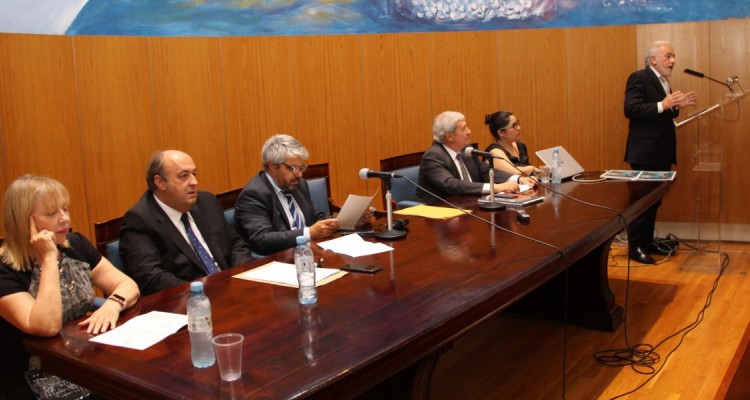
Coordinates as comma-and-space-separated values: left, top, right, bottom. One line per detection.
190, 281, 203, 292
295, 236, 308, 245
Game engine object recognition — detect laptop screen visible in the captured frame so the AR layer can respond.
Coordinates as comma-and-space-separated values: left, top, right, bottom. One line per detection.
535, 146, 585, 180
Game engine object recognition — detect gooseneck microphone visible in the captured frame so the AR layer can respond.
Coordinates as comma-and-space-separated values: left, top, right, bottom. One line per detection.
463, 146, 500, 159
358, 168, 406, 240
358, 168, 401, 180
684, 68, 734, 92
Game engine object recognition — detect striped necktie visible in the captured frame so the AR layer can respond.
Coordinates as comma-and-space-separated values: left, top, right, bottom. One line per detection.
284, 193, 304, 229
181, 213, 220, 275
456, 153, 472, 182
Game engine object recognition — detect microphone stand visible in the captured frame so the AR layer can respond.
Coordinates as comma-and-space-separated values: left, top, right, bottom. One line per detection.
375, 176, 407, 240
479, 168, 504, 210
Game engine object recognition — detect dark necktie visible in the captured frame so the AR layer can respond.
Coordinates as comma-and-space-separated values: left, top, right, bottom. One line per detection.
284, 193, 304, 229
456, 153, 471, 182
180, 213, 220, 275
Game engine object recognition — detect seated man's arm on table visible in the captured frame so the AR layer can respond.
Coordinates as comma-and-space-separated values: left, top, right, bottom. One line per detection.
234, 187, 303, 256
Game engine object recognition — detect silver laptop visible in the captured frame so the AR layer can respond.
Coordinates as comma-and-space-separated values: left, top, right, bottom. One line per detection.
535, 146, 585, 180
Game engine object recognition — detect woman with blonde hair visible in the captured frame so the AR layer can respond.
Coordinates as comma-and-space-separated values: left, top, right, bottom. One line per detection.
0, 175, 139, 399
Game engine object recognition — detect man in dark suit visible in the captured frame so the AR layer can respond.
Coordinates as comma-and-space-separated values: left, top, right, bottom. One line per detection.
119, 150, 253, 295
417, 111, 536, 203
624, 41, 697, 264
234, 134, 340, 257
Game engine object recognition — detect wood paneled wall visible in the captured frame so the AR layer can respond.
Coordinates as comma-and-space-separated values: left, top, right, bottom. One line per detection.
0, 18, 748, 241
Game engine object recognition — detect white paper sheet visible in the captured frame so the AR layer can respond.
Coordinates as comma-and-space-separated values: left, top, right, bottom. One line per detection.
89, 311, 188, 350
336, 193, 375, 230
317, 233, 394, 257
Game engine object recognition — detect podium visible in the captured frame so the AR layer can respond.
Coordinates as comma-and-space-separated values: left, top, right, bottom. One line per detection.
674, 81, 747, 269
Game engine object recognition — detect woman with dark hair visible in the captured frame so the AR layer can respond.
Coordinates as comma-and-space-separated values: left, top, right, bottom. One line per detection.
484, 111, 540, 177
0, 175, 139, 399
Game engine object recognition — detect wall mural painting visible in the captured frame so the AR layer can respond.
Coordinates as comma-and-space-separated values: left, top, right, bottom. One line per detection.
0, 0, 748, 36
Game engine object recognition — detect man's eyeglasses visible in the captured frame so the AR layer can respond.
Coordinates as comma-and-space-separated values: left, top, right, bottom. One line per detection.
281, 163, 308, 174
503, 120, 521, 130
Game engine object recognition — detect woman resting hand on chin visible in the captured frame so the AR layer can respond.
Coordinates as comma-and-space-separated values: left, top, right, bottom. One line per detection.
0, 175, 139, 399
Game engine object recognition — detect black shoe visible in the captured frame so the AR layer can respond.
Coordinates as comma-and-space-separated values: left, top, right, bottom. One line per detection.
645, 242, 672, 255
629, 247, 656, 264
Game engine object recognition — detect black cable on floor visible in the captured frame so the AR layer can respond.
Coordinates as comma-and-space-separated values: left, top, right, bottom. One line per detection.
595, 252, 730, 399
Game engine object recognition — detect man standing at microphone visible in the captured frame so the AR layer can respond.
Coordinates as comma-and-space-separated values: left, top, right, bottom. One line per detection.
416, 111, 536, 203
624, 40, 697, 264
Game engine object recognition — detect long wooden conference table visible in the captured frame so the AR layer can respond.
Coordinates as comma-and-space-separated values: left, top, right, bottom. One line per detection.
25, 179, 670, 399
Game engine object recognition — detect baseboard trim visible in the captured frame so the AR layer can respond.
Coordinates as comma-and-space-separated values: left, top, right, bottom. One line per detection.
655, 222, 750, 242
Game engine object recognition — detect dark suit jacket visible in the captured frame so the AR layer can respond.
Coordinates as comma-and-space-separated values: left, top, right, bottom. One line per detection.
416, 141, 513, 203
234, 170, 325, 256
119, 190, 253, 295
624, 67, 680, 166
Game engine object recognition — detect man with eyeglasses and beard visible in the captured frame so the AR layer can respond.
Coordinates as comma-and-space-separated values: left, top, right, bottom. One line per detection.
234, 134, 341, 256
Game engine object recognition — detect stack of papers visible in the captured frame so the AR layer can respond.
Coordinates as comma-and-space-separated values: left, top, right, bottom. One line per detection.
233, 261, 346, 287
478, 194, 544, 207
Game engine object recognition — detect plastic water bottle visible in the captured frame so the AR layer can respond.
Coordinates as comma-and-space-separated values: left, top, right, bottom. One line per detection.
187, 281, 215, 368
294, 236, 317, 305
551, 147, 562, 184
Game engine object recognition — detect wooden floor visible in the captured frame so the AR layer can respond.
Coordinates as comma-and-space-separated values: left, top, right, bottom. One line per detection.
430, 240, 750, 400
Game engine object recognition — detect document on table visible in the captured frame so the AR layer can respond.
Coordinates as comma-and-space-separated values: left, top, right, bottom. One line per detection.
317, 232, 394, 257
336, 192, 376, 230
89, 311, 187, 350
233, 261, 347, 287
394, 204, 470, 220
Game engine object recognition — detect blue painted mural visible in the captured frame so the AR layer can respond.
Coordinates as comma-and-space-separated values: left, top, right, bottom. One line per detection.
1, 0, 749, 36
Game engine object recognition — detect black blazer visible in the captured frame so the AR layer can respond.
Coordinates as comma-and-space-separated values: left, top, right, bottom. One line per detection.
624, 67, 680, 166
234, 170, 325, 256
119, 191, 253, 295
417, 141, 513, 203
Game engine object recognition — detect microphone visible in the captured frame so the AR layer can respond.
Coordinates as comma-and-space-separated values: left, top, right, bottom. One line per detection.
463, 146, 500, 159
359, 168, 406, 240
683, 68, 704, 78
684, 68, 734, 92
358, 168, 400, 180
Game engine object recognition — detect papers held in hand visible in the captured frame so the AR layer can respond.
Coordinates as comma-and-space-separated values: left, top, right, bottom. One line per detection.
336, 192, 376, 230
478, 193, 544, 207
